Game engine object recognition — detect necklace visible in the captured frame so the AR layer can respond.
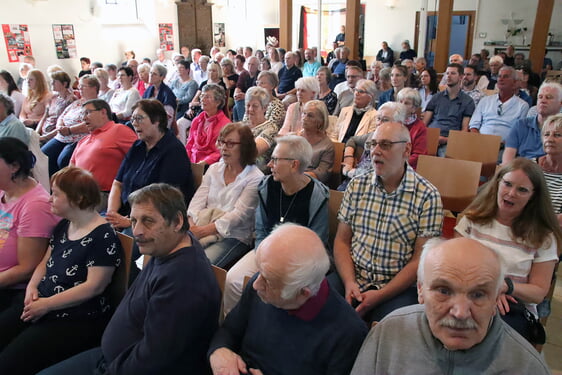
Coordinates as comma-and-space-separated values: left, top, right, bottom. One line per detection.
279, 186, 299, 223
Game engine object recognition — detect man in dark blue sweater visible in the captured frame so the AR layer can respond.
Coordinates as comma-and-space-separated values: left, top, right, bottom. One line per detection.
38, 183, 221, 375
208, 223, 368, 375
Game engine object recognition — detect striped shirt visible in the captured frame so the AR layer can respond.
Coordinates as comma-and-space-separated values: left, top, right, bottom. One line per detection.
543, 171, 562, 214
338, 164, 443, 291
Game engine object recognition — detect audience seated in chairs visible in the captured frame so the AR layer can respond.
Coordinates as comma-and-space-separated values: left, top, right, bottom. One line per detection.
223, 135, 329, 314
188, 123, 264, 268
0, 166, 121, 375
108, 67, 141, 123
41, 74, 100, 176
279, 76, 320, 136
300, 99, 335, 184
455, 158, 562, 345
38, 183, 221, 375
20, 69, 51, 130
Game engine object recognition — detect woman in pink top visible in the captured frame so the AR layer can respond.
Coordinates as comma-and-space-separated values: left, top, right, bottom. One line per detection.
185, 84, 230, 165
0, 137, 60, 307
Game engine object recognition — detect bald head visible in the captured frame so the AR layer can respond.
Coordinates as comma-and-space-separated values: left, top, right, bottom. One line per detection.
254, 224, 330, 308
418, 237, 504, 292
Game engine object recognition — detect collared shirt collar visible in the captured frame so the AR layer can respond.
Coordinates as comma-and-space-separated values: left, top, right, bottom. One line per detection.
372, 162, 416, 194
286, 278, 329, 321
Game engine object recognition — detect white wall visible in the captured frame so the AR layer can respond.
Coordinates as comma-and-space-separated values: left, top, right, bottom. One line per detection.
0, 0, 179, 79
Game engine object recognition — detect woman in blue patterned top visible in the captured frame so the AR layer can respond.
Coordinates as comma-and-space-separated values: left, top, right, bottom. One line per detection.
0, 166, 122, 375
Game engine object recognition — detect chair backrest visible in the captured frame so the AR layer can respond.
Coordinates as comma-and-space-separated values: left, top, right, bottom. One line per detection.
426, 127, 440, 156
445, 130, 502, 179
328, 189, 344, 247
328, 141, 345, 189
27, 128, 50, 191
191, 162, 206, 191
416, 155, 482, 213
107, 232, 134, 309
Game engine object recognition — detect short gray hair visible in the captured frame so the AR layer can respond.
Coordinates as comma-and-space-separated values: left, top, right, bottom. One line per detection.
151, 63, 167, 78
245, 86, 271, 108
378, 102, 408, 123
499, 66, 517, 80
270, 223, 331, 299
304, 100, 329, 131
417, 238, 506, 293
257, 70, 279, 88
490, 55, 504, 66
539, 81, 562, 102
397, 87, 422, 108
137, 63, 150, 74
275, 135, 312, 173
355, 79, 377, 106
295, 77, 320, 98
542, 113, 562, 136
202, 83, 226, 110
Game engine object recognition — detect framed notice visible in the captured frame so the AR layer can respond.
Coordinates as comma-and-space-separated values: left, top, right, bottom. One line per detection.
214, 23, 225, 47
2, 24, 33, 63
159, 23, 174, 51
52, 24, 77, 59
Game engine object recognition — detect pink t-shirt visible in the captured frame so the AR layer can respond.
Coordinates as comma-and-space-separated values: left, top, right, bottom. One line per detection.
0, 184, 60, 279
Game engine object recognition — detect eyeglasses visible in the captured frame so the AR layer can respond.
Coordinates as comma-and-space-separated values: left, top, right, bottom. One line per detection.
353, 88, 370, 95
497, 103, 503, 116
82, 108, 102, 116
131, 115, 147, 123
500, 178, 533, 196
216, 139, 241, 148
366, 140, 407, 151
269, 157, 295, 164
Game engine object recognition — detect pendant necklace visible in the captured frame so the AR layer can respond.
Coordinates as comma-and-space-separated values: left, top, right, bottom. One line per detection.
279, 186, 298, 223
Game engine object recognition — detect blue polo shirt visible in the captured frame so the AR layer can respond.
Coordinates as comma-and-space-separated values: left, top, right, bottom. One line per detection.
278, 65, 302, 94
505, 115, 545, 159
426, 89, 475, 137
302, 61, 321, 77
116, 130, 194, 214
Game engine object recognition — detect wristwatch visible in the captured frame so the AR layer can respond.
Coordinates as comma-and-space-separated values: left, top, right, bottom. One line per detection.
504, 277, 514, 295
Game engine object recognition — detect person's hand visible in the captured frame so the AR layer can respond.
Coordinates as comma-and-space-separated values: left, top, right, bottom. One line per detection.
438, 136, 448, 145
248, 369, 263, 375
496, 293, 517, 315
277, 92, 286, 100
355, 289, 384, 317
234, 91, 244, 101
22, 119, 36, 127
344, 281, 363, 306
21, 298, 51, 322
24, 286, 39, 306
58, 126, 70, 136
189, 224, 204, 240
106, 211, 131, 229
209, 347, 248, 375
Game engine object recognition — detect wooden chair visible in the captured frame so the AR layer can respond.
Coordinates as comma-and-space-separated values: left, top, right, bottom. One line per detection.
328, 141, 345, 189
416, 155, 482, 213
328, 189, 344, 248
212, 265, 227, 322
445, 130, 502, 179
426, 127, 440, 156
191, 162, 206, 191
107, 232, 134, 309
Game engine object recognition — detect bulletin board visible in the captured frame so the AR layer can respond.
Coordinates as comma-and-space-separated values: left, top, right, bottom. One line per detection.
52, 24, 77, 59
159, 23, 174, 51
2, 24, 33, 63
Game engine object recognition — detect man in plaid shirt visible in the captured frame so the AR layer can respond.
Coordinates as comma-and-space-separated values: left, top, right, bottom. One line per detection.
333, 121, 443, 324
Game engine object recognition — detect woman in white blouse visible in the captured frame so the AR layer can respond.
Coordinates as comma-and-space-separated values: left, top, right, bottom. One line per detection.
109, 67, 141, 122
187, 122, 264, 268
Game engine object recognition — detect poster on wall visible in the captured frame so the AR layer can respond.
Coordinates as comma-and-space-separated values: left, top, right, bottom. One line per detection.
52, 24, 77, 59
2, 24, 33, 63
158, 23, 174, 51
214, 23, 225, 47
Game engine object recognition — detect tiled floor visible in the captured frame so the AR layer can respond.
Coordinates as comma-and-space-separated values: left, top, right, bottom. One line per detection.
544, 277, 562, 373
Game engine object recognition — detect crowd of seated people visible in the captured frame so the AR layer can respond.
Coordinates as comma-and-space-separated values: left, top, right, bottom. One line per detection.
0, 40, 561, 374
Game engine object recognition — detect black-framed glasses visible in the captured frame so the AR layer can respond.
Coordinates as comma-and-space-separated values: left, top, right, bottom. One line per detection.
269, 157, 295, 164
366, 140, 407, 151
353, 88, 369, 95
216, 139, 241, 149
497, 103, 503, 116
131, 115, 147, 123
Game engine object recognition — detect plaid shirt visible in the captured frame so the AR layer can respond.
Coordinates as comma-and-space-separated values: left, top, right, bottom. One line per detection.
338, 164, 443, 291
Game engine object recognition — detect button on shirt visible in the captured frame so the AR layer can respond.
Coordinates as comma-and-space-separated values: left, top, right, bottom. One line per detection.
426, 90, 475, 137
505, 115, 545, 159
338, 165, 443, 291
468, 94, 529, 141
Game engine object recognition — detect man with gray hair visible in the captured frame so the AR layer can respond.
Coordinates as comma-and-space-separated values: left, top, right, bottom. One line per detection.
350, 237, 550, 375
209, 223, 368, 375
332, 121, 443, 324
0, 93, 29, 145
503, 81, 562, 163
469, 66, 529, 160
